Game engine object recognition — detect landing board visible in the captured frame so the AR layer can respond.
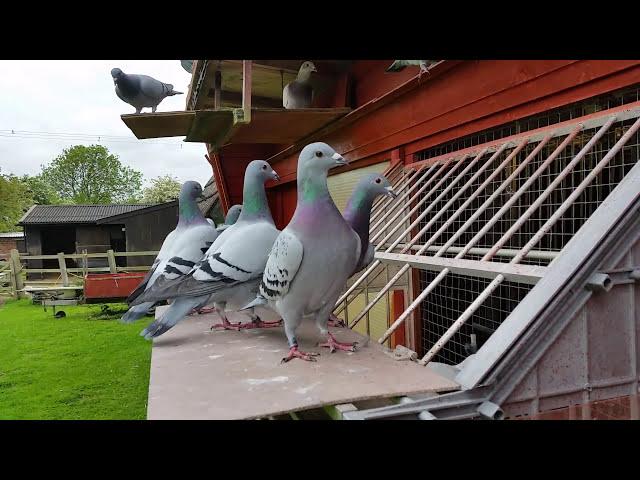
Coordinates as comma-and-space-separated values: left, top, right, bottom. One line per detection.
147, 307, 459, 419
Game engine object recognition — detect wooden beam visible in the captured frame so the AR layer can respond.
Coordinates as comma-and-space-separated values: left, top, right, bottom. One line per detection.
374, 252, 547, 285
214, 66, 222, 110
57, 252, 69, 286
242, 60, 252, 123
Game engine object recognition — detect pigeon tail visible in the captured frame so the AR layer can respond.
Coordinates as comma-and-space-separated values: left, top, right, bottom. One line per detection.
120, 302, 154, 323
140, 296, 204, 340
239, 294, 268, 311
167, 90, 184, 96
386, 62, 405, 72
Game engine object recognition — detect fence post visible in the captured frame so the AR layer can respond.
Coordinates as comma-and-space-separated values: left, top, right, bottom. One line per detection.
9, 249, 24, 299
82, 249, 88, 278
57, 252, 69, 286
107, 249, 117, 274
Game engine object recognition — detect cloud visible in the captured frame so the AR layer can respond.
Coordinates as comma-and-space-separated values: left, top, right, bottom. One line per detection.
0, 60, 211, 187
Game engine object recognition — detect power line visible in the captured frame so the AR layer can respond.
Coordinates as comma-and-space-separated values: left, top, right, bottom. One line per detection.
0, 129, 188, 147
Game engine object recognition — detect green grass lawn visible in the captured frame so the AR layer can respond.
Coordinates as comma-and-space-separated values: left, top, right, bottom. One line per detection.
0, 298, 152, 420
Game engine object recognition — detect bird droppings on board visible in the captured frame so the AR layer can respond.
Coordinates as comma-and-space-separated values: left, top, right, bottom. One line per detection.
245, 376, 289, 386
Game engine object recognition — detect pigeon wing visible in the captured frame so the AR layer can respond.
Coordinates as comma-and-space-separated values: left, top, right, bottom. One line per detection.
259, 230, 303, 301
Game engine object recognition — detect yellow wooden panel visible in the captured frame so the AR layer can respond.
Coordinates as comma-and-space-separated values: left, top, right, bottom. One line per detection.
327, 161, 390, 213
336, 290, 389, 345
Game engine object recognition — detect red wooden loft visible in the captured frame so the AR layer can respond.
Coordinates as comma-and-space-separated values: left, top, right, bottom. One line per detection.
120, 60, 353, 150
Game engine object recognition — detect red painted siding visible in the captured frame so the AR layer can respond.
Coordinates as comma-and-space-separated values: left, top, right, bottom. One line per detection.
212, 60, 640, 227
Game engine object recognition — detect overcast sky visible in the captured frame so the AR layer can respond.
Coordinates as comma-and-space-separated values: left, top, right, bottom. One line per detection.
0, 60, 212, 188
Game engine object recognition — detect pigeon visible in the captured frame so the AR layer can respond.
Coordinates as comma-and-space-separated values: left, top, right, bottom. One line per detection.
111, 68, 183, 114
180, 60, 194, 74
327, 173, 397, 327
244, 142, 361, 363
134, 160, 281, 340
120, 181, 218, 323
282, 61, 317, 109
215, 204, 242, 234
386, 60, 438, 76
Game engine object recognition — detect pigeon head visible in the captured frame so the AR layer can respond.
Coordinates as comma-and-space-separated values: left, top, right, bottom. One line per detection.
225, 204, 242, 225
246, 160, 280, 183
357, 173, 397, 200
181, 180, 204, 201
298, 142, 348, 176
297, 61, 317, 82
111, 68, 125, 84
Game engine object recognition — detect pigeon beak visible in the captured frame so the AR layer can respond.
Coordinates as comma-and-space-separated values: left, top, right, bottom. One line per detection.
332, 152, 348, 167
271, 171, 280, 182
385, 186, 398, 199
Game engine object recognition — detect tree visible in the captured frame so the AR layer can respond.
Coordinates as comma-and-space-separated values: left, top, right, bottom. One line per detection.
141, 175, 183, 204
0, 170, 33, 232
20, 174, 61, 205
40, 145, 143, 204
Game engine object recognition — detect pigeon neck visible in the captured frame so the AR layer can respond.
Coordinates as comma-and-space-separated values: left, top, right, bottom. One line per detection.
297, 70, 312, 83
239, 176, 273, 222
344, 189, 376, 245
178, 193, 205, 227
297, 170, 331, 205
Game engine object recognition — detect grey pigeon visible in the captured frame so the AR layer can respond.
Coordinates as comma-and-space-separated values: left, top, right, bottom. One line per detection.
180, 60, 194, 74
282, 61, 317, 109
121, 181, 217, 323
134, 160, 281, 339
327, 173, 397, 327
215, 204, 242, 234
386, 60, 438, 75
111, 68, 183, 114
245, 142, 361, 363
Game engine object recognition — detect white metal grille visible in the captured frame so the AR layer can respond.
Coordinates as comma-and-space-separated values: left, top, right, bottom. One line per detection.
334, 99, 640, 367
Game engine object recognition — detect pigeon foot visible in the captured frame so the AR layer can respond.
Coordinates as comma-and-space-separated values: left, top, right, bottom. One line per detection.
318, 332, 357, 353
239, 316, 283, 329
210, 318, 244, 331
281, 346, 320, 363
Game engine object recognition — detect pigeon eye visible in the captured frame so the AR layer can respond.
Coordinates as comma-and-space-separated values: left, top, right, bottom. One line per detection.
315, 151, 323, 158
375, 178, 382, 184
262, 165, 267, 170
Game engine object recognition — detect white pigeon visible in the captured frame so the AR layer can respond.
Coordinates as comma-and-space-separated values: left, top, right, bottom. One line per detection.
282, 61, 317, 109
132, 160, 282, 339
244, 142, 361, 363
121, 181, 217, 323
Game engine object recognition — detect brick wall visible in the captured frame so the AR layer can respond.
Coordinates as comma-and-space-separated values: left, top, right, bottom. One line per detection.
0, 238, 18, 257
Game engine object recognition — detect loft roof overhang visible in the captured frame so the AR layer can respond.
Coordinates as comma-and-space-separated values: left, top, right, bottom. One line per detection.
120, 60, 355, 150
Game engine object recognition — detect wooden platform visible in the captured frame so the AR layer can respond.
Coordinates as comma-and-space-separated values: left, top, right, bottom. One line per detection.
121, 108, 351, 147
147, 307, 459, 420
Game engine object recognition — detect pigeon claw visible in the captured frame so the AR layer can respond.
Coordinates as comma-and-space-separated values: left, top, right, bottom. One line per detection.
318, 332, 358, 353
238, 317, 283, 329
210, 319, 244, 331
281, 346, 320, 364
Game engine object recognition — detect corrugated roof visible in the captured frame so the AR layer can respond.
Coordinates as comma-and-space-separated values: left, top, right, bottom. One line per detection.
197, 176, 220, 216
0, 231, 24, 238
18, 204, 155, 225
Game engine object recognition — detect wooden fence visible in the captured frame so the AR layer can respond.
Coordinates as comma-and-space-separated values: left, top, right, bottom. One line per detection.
0, 249, 159, 298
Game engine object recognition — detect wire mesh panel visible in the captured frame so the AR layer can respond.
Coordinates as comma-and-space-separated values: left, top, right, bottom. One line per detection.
336, 94, 640, 367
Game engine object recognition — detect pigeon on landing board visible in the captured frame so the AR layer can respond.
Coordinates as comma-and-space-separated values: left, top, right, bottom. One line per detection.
386, 60, 439, 76
215, 204, 242, 234
245, 142, 362, 363
327, 173, 398, 327
282, 61, 317, 109
121, 181, 217, 323
111, 68, 183, 114
134, 161, 282, 340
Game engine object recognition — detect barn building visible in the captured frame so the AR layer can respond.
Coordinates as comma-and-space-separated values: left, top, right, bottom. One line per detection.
122, 60, 640, 420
